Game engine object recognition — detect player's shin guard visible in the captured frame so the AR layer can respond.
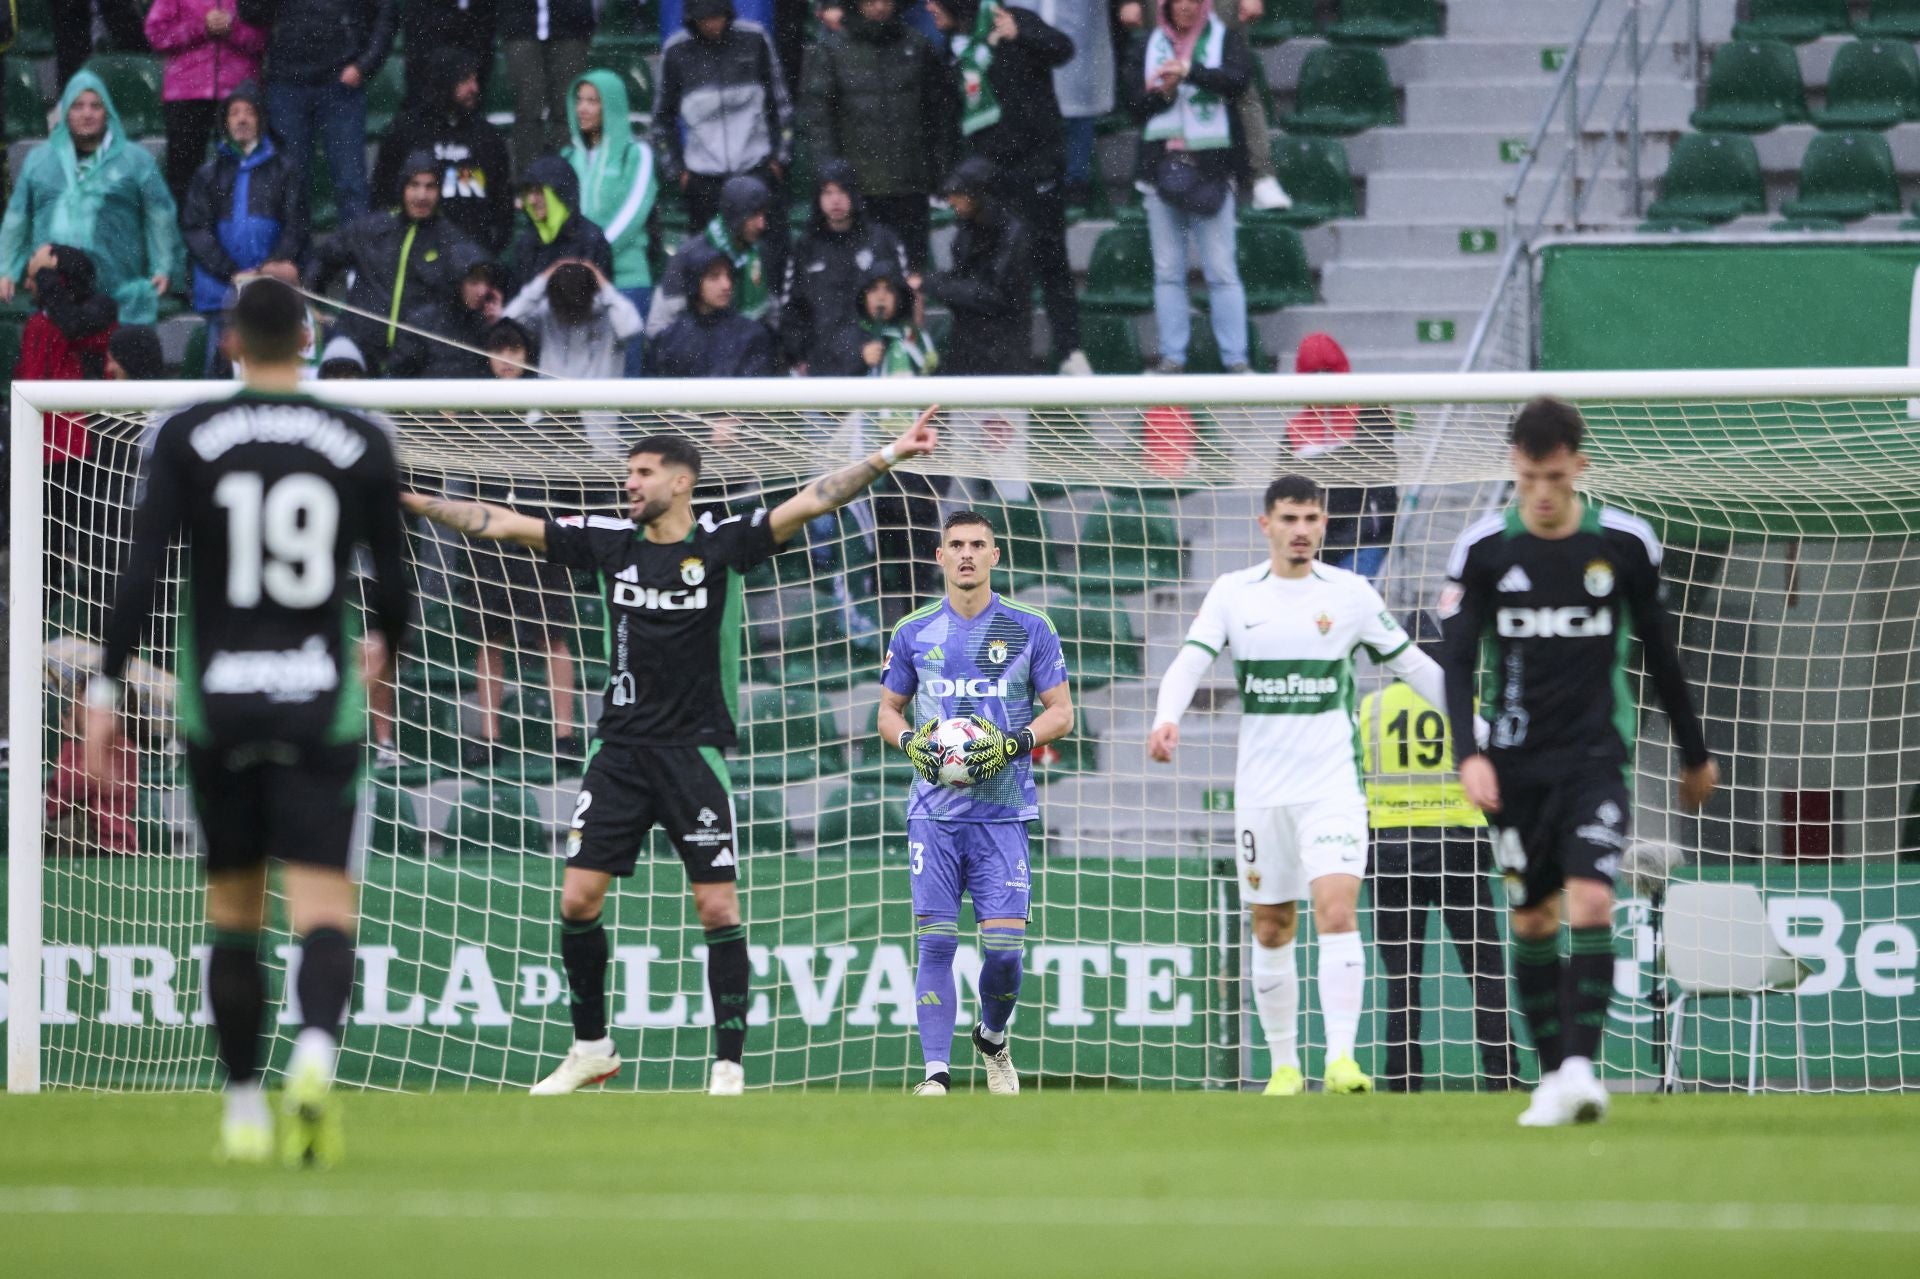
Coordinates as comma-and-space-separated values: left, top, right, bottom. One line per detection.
978, 927, 1025, 1035
704, 925, 750, 1064
297, 926, 355, 1042
560, 915, 610, 1042
914, 922, 959, 1071
1562, 927, 1615, 1064
1318, 930, 1366, 1061
208, 928, 267, 1086
1511, 934, 1565, 1073
1251, 939, 1301, 1069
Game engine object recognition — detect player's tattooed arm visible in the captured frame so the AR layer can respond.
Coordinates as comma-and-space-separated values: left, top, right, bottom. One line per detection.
767, 405, 941, 544
401, 492, 548, 549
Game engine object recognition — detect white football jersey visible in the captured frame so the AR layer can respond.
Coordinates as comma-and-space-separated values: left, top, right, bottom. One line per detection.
1183, 560, 1412, 808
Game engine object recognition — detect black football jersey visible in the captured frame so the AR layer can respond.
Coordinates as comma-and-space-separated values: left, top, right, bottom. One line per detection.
1438, 502, 1708, 779
100, 390, 412, 749
543, 506, 778, 747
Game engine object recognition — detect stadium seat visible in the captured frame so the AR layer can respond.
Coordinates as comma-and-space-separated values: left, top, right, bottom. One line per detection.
179, 320, 207, 378
588, 42, 655, 121
4, 59, 48, 139
815, 782, 907, 860
1266, 136, 1359, 226
741, 687, 848, 787
1777, 130, 1901, 221
1185, 314, 1272, 374
485, 50, 515, 126
440, 782, 550, 857
983, 498, 1064, 592
365, 57, 407, 137
395, 687, 464, 775
1855, 0, 1920, 38
1233, 218, 1315, 312
0, 316, 24, 379
1077, 493, 1188, 596
761, 607, 881, 691
368, 784, 427, 859
1326, 0, 1441, 44
1246, 0, 1319, 45
739, 788, 792, 856
596, 0, 663, 53
1049, 603, 1144, 692
1642, 133, 1766, 225
1732, 0, 1850, 42
1279, 46, 1398, 136
1081, 311, 1145, 375
1080, 219, 1155, 314
1812, 39, 1920, 129
83, 54, 164, 139
1690, 40, 1809, 132
13, 0, 54, 57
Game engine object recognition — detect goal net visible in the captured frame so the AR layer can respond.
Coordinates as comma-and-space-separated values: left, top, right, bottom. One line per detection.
8, 371, 1919, 1094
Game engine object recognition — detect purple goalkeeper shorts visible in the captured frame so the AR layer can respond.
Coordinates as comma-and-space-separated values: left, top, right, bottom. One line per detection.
907, 819, 1033, 922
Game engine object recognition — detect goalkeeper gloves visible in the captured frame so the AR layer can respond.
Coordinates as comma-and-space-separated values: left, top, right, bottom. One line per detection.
899, 719, 942, 784
960, 714, 1035, 785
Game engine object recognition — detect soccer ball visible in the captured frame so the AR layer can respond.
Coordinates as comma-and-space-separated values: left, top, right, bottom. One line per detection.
934, 717, 987, 788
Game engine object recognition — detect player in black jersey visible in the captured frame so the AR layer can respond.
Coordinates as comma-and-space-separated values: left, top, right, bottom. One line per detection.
1439, 397, 1717, 1128
84, 279, 413, 1164
405, 409, 940, 1096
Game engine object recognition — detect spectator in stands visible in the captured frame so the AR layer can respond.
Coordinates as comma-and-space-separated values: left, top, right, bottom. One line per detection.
106, 325, 166, 380
0, 71, 184, 324
926, 0, 1086, 375
506, 155, 615, 289
306, 149, 486, 371
651, 0, 792, 233
1288, 332, 1398, 581
798, 0, 954, 270
318, 333, 370, 378
53, 0, 151, 89
484, 317, 537, 379
144, 0, 271, 207
1127, 0, 1251, 374
921, 157, 1030, 375
180, 83, 305, 375
372, 47, 515, 255
566, 69, 661, 377
849, 262, 943, 620
388, 260, 507, 378
1043, 0, 1114, 214
499, 0, 596, 173
249, 0, 396, 228
854, 264, 936, 377
646, 243, 777, 377
648, 173, 780, 338
504, 259, 643, 380
1118, 0, 1288, 209
783, 159, 908, 376
401, 0, 499, 102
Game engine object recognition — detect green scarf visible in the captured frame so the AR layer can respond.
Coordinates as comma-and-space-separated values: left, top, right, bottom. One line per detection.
1143, 17, 1232, 151
953, 0, 1003, 137
864, 319, 937, 378
705, 216, 769, 320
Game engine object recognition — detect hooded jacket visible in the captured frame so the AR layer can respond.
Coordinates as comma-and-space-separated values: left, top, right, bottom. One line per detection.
921, 157, 1030, 374
14, 245, 117, 462
942, 1, 1074, 175
248, 0, 397, 87
650, 2, 792, 182
799, 2, 955, 197
781, 159, 907, 373
371, 47, 515, 253
306, 150, 487, 360
505, 153, 615, 288
181, 84, 306, 312
143, 0, 269, 103
565, 68, 659, 290
845, 262, 936, 378
503, 265, 644, 380
0, 71, 186, 324
647, 173, 779, 338
645, 238, 777, 378
1286, 332, 1399, 554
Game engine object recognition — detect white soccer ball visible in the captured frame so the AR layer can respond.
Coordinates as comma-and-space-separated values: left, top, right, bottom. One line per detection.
934, 717, 987, 788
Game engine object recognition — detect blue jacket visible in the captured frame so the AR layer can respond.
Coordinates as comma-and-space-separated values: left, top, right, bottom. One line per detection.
181, 130, 306, 313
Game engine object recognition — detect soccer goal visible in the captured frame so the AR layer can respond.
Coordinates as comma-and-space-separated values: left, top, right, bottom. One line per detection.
9, 370, 1920, 1094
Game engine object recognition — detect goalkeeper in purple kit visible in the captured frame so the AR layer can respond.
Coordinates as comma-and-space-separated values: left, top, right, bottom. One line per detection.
877, 511, 1075, 1095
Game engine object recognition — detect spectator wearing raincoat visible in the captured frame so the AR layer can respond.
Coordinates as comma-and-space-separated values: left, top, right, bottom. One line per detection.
566, 67, 660, 376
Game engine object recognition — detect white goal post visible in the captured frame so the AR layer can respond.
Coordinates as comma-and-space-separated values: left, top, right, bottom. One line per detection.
10, 368, 1920, 1095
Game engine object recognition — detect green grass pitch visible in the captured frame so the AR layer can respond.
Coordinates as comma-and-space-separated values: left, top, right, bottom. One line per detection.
3, 1093, 1918, 1277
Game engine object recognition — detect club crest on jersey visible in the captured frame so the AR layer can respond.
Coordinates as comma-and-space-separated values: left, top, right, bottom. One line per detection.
986, 639, 1009, 665
1246, 870, 1262, 891
681, 557, 706, 586
1584, 559, 1614, 597
1315, 612, 1333, 635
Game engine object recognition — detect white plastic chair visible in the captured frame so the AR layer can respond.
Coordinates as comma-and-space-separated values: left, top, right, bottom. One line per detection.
1662, 881, 1810, 1093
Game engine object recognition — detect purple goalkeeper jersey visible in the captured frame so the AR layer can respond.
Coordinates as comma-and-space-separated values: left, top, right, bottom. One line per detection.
881, 594, 1069, 823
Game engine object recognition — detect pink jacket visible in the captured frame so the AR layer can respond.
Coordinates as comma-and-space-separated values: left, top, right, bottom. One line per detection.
143, 0, 267, 103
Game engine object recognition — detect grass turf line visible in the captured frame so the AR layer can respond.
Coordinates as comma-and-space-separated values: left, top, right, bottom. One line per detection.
2, 1093, 1916, 1278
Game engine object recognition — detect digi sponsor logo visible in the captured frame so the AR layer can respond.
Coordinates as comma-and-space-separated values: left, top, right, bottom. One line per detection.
612, 583, 708, 611
1496, 605, 1614, 638
924, 677, 1011, 697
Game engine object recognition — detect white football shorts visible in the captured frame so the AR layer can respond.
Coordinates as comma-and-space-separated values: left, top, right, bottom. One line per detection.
1234, 795, 1369, 905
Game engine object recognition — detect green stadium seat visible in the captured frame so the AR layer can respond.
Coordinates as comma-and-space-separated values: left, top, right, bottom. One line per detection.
587, 42, 655, 118
1280, 46, 1397, 136
179, 320, 207, 378
1067, 142, 1114, 222
83, 54, 164, 139
1690, 40, 1809, 132
740, 687, 848, 787
368, 784, 427, 859
851, 699, 914, 785
1266, 136, 1358, 226
739, 788, 792, 856
1732, 0, 1849, 42
1855, 0, 1920, 38
395, 687, 463, 775
1233, 218, 1315, 311
1777, 130, 1900, 222
981, 497, 1063, 592
13, 0, 55, 57
4, 59, 48, 139
440, 782, 551, 857
1327, 0, 1441, 44
485, 50, 515, 125
1049, 603, 1144, 692
596, 0, 663, 53
365, 57, 407, 137
1247, 0, 1319, 45
760, 607, 881, 691
0, 316, 23, 379
1080, 219, 1154, 314
1184, 313, 1271, 374
1812, 40, 1920, 129
1077, 492, 1188, 596
1643, 133, 1766, 225
1081, 311, 1144, 375
1636, 216, 1715, 233
814, 782, 906, 860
